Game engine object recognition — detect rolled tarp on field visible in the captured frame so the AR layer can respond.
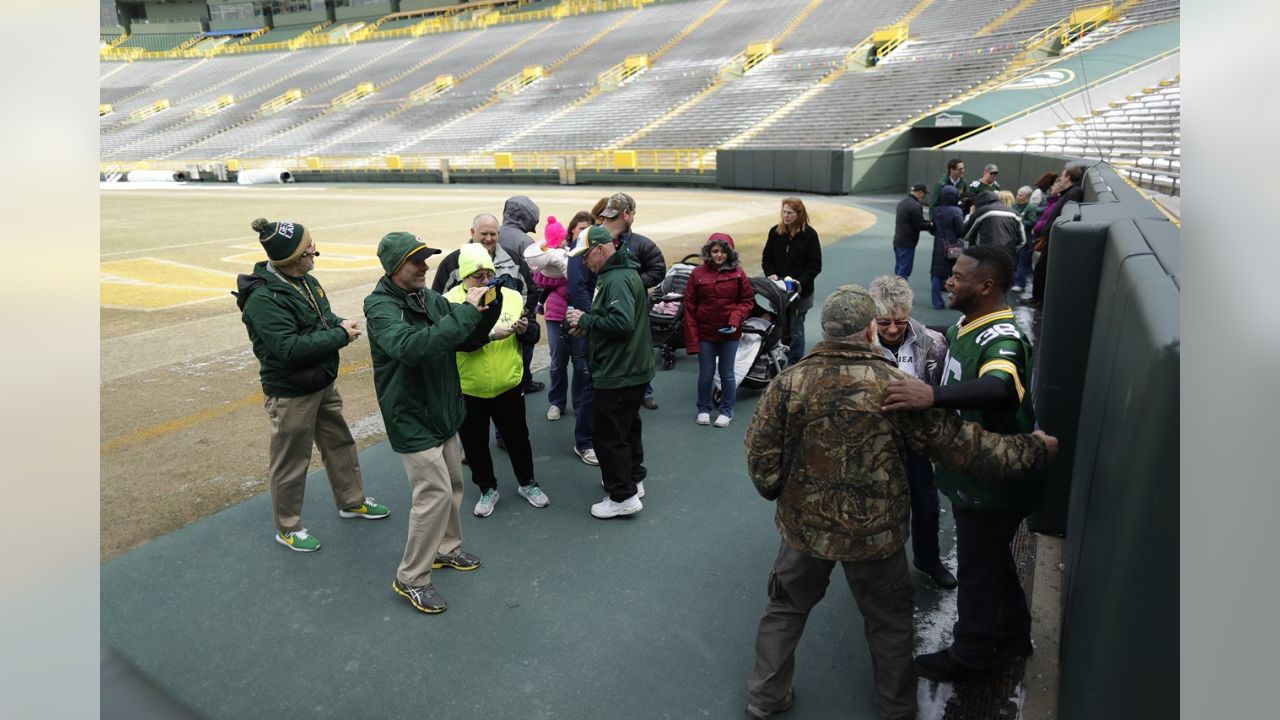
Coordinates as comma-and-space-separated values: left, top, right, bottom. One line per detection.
236, 168, 293, 185
126, 170, 188, 182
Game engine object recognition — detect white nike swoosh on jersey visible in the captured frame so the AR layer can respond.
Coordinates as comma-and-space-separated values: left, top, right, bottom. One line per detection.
998, 349, 1016, 356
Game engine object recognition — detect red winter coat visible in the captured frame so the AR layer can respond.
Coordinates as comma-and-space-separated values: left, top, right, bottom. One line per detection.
683, 238, 755, 353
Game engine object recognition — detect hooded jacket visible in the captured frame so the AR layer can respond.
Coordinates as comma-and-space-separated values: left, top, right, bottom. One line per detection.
576, 247, 655, 389
618, 230, 666, 289
499, 195, 539, 261
364, 271, 495, 453
237, 261, 349, 398
931, 185, 965, 277
431, 241, 530, 305
962, 191, 1025, 253
682, 236, 754, 352
744, 340, 1049, 561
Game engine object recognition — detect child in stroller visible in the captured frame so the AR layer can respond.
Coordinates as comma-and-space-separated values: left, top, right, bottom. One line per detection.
649, 253, 700, 370
716, 276, 796, 394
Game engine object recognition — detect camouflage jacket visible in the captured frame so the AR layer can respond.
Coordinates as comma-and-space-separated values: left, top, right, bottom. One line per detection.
744, 340, 1049, 562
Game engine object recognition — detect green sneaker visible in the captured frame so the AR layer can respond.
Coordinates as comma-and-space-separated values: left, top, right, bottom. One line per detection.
275, 528, 320, 552
339, 497, 390, 519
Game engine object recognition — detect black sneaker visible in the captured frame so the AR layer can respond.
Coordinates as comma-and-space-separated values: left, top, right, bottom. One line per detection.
432, 550, 482, 571
744, 687, 795, 719
524, 381, 545, 393
916, 562, 958, 589
392, 579, 446, 614
915, 649, 984, 683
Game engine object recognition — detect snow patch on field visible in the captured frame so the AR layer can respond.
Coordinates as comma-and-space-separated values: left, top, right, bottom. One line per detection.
168, 348, 259, 377
915, 544, 959, 719
349, 413, 385, 441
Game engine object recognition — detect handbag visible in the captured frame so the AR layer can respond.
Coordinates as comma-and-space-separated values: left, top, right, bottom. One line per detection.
945, 242, 963, 260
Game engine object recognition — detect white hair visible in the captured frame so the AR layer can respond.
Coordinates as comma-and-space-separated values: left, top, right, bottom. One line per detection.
868, 275, 913, 316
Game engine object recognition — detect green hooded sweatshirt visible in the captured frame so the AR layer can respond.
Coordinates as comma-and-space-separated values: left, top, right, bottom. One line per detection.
577, 248, 655, 389
237, 261, 349, 398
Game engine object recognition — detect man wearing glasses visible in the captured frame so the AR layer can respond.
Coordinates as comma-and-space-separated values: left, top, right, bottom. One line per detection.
869, 275, 956, 589
445, 244, 547, 518
564, 225, 655, 518
365, 232, 498, 614
236, 217, 389, 554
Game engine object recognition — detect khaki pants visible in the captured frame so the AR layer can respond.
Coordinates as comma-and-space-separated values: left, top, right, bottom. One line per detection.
396, 434, 465, 587
265, 383, 365, 533
747, 543, 917, 720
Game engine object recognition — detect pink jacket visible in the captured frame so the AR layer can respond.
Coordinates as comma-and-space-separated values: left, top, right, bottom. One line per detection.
534, 271, 568, 322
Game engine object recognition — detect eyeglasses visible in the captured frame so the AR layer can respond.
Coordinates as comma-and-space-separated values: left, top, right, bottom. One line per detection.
874, 318, 909, 328
470, 271, 495, 281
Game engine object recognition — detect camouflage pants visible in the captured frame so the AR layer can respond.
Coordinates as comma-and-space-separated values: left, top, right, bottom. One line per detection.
747, 543, 917, 720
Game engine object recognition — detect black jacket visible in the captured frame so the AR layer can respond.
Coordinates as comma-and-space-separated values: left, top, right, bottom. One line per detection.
618, 230, 666, 289
893, 194, 932, 249
962, 191, 1025, 253
761, 225, 822, 299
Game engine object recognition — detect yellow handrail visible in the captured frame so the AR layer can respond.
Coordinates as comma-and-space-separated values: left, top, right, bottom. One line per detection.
931, 47, 1179, 149
100, 148, 717, 175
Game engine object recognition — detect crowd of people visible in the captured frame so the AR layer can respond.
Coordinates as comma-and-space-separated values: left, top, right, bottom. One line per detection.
235, 187, 1062, 719
896, 158, 1087, 309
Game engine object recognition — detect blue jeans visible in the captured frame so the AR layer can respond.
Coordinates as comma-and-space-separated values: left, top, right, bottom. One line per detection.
786, 311, 807, 365
569, 333, 593, 450
1012, 242, 1033, 289
547, 319, 570, 410
905, 452, 941, 569
893, 246, 915, 279
697, 340, 739, 416
931, 274, 947, 309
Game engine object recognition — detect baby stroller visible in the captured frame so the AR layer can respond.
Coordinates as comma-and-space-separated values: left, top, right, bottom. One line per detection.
649, 253, 700, 370
717, 276, 794, 393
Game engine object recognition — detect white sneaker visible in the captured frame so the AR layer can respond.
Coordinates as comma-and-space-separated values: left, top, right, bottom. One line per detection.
714, 415, 732, 428
574, 446, 599, 466
696, 412, 711, 425
473, 489, 499, 517
590, 495, 642, 518
517, 484, 550, 508
547, 406, 561, 421
1010, 284, 1024, 293
636, 481, 645, 498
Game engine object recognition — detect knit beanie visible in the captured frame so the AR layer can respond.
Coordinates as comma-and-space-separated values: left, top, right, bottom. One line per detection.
252, 217, 308, 266
457, 243, 496, 280
820, 285, 880, 341
544, 215, 567, 249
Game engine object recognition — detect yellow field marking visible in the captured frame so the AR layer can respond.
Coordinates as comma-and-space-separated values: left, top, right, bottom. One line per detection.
101, 359, 373, 453
220, 242, 382, 271
102, 257, 241, 311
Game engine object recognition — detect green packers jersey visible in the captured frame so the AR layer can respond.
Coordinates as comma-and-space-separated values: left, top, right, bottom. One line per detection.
933, 308, 1042, 511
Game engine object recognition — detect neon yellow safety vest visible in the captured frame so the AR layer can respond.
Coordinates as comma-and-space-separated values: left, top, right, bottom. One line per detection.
444, 284, 524, 398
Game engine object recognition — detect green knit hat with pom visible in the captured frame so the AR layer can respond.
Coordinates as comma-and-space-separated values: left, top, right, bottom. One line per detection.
252, 217, 308, 266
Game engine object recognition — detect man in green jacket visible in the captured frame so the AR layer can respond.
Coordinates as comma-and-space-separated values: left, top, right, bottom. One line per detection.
364, 231, 497, 614
564, 225, 655, 519
236, 217, 389, 554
